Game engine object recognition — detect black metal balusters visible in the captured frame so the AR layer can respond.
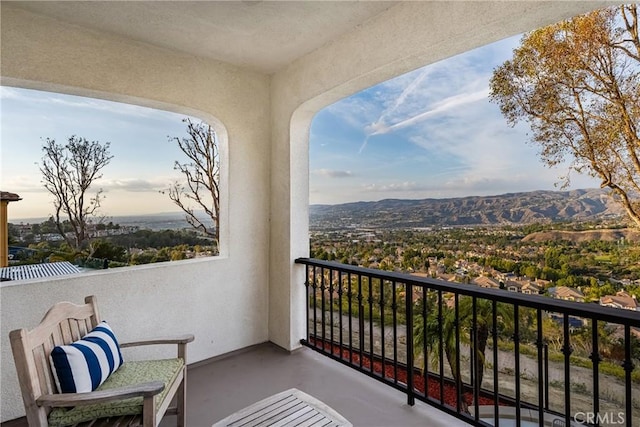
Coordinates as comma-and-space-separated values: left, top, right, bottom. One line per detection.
493, 299, 500, 427
406, 283, 415, 406
514, 304, 521, 427
562, 313, 572, 427
296, 258, 640, 427
590, 319, 600, 427
347, 272, 353, 364
537, 309, 544, 427
624, 325, 633, 427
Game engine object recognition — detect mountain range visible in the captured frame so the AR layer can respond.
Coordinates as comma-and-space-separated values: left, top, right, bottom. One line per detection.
310, 188, 626, 229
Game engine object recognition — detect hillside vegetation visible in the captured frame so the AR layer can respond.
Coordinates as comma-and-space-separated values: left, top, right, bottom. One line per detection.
523, 229, 640, 243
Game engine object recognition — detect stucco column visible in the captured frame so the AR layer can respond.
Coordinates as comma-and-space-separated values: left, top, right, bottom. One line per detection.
268, 90, 311, 351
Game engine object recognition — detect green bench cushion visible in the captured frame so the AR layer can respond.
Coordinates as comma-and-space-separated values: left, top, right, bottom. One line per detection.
48, 358, 184, 427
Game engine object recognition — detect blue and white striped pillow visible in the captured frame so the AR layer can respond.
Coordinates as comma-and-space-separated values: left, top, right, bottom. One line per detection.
50, 321, 124, 393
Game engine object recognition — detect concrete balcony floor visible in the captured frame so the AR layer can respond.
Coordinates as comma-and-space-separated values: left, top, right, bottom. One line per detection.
2, 342, 469, 427
166, 342, 468, 427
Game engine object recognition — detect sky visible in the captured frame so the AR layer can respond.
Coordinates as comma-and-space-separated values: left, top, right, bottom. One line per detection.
1, 34, 600, 220
1, 87, 191, 220
308, 34, 600, 205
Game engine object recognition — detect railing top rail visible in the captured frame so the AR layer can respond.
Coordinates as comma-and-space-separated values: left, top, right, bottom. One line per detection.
295, 258, 640, 327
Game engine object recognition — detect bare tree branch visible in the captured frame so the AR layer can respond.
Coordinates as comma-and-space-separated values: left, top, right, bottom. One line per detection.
39, 136, 112, 249
164, 119, 220, 253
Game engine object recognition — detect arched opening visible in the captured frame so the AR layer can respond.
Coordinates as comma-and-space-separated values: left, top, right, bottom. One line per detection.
308, 31, 602, 209
296, 5, 639, 425
1, 84, 229, 277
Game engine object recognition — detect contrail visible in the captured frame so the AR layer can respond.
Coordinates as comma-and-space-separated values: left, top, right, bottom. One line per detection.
373, 88, 489, 136
360, 68, 431, 153
358, 135, 371, 154
379, 67, 431, 124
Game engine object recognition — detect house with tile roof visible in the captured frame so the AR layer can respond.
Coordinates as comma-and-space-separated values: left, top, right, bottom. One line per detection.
521, 281, 542, 295
473, 276, 501, 290
600, 291, 640, 311
548, 286, 585, 302
505, 280, 524, 293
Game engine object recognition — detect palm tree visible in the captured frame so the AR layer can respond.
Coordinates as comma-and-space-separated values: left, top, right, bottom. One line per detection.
413, 292, 513, 411
413, 292, 469, 412
460, 296, 513, 392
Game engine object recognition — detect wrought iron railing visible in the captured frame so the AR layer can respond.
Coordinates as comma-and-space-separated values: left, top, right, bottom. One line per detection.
295, 258, 640, 427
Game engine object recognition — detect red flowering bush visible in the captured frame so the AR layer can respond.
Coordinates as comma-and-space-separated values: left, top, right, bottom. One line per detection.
309, 338, 501, 409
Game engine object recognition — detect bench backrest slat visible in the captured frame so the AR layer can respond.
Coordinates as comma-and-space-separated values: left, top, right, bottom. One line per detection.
9, 296, 102, 425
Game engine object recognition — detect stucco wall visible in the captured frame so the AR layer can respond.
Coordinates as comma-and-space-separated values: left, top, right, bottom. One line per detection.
1, 5, 271, 422
267, 1, 615, 349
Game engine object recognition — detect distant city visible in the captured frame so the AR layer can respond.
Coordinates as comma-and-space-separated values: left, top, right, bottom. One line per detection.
10, 212, 205, 232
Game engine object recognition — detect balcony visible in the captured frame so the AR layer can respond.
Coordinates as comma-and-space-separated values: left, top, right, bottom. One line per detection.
295, 258, 640, 427
2, 259, 638, 427
1, 2, 620, 426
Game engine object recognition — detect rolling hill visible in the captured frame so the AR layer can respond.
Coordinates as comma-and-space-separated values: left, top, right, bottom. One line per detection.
310, 189, 625, 229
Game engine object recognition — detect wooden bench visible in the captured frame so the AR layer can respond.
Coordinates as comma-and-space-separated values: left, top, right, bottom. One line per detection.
9, 295, 194, 426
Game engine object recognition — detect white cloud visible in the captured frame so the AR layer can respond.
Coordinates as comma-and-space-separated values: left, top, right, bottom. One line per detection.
3, 87, 183, 122
101, 176, 178, 192
325, 96, 380, 131
362, 181, 427, 192
3, 175, 176, 195
44, 95, 182, 121
1, 176, 46, 193
0, 86, 25, 100
313, 169, 354, 178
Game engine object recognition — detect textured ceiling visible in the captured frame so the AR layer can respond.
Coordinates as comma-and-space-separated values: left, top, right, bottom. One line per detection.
11, 1, 397, 73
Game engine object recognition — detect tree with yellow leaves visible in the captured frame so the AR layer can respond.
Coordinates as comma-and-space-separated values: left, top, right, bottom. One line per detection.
490, 5, 640, 227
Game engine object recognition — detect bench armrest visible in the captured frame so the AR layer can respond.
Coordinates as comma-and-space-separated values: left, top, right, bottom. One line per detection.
121, 334, 194, 359
120, 334, 195, 348
36, 381, 164, 408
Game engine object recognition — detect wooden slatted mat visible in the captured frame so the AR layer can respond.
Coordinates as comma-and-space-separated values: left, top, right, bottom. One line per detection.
212, 389, 352, 427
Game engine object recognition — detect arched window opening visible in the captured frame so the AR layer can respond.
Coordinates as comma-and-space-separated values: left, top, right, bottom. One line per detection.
1, 87, 223, 277
306, 5, 640, 425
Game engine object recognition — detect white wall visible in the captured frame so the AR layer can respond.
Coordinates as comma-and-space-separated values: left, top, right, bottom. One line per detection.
267, 0, 613, 349
1, 5, 271, 422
